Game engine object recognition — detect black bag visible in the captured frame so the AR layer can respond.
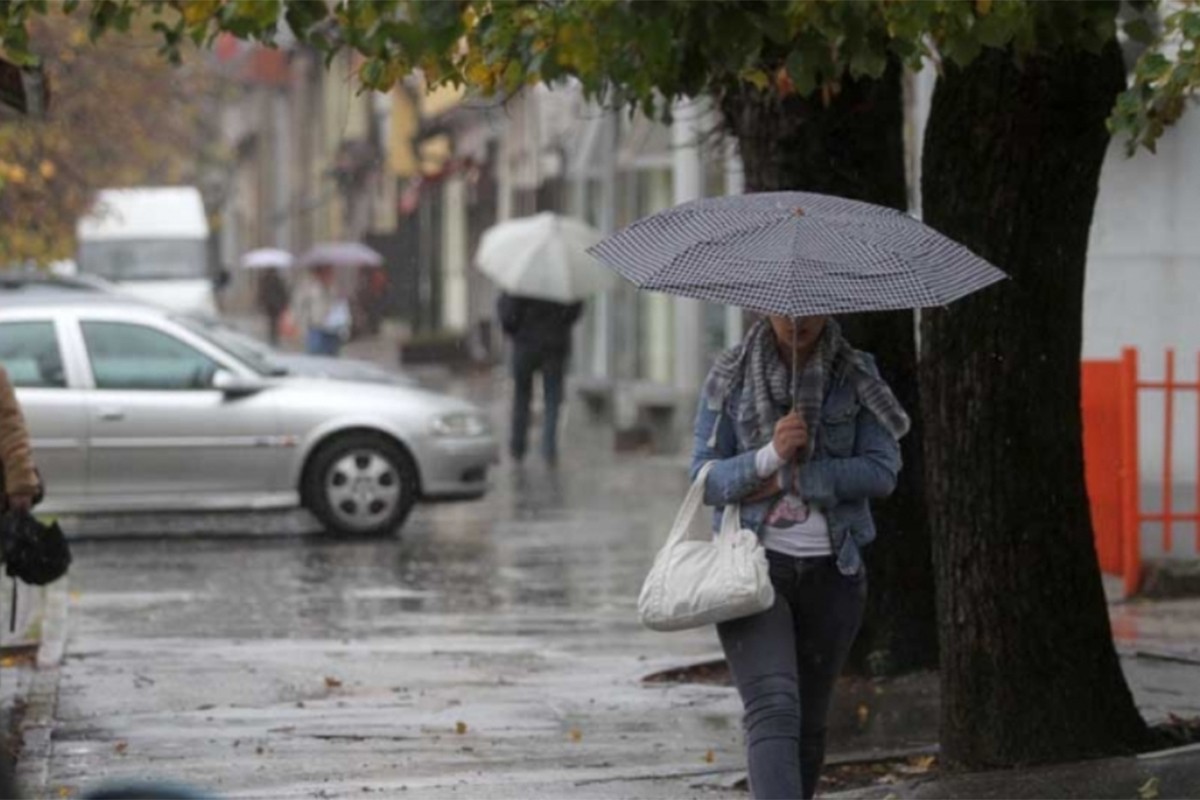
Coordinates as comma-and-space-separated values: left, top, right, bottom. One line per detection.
0, 511, 71, 586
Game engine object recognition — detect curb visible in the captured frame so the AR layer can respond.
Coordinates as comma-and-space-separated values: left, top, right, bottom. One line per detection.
15, 576, 68, 798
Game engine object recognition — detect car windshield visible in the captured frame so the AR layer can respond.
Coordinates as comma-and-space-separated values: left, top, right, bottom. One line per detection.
78, 239, 208, 281
172, 315, 288, 378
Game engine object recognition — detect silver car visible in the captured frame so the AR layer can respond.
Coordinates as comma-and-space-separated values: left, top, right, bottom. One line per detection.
0, 294, 498, 536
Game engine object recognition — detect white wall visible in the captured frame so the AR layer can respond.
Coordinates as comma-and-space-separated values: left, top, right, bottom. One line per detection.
1085, 111, 1200, 361
1086, 109, 1200, 517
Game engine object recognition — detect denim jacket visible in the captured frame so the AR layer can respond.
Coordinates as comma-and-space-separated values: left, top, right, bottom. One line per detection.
689, 354, 902, 577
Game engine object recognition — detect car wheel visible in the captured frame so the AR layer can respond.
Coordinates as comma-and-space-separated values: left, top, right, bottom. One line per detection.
304, 433, 419, 537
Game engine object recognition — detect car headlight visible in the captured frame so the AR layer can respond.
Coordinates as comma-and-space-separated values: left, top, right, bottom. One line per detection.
430, 412, 491, 438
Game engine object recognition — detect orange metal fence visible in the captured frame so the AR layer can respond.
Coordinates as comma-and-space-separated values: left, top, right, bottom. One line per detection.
1083, 349, 1200, 596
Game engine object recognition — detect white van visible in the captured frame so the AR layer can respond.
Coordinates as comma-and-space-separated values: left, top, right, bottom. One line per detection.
76, 186, 218, 316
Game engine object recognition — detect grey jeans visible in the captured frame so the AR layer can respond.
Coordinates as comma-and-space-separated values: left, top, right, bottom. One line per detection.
717, 552, 867, 799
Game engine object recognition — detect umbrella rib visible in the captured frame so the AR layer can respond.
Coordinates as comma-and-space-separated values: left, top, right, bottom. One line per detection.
810, 218, 1001, 305
628, 214, 795, 289
795, 219, 948, 307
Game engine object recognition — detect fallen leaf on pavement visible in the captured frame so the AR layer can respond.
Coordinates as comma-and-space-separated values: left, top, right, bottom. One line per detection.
114, 741, 128, 755
324, 676, 343, 689
455, 721, 468, 735
704, 750, 715, 764
57, 788, 72, 799
907, 755, 936, 772
569, 728, 583, 743
1139, 777, 1160, 800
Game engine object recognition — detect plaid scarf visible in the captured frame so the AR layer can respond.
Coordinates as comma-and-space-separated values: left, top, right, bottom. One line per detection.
702, 319, 910, 459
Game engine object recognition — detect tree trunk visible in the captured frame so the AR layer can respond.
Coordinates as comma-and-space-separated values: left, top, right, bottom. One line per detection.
720, 60, 937, 676
921, 43, 1148, 767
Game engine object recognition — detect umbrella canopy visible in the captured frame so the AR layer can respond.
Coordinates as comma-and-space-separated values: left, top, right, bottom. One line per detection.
298, 242, 383, 270
476, 212, 615, 303
588, 191, 1006, 318
241, 248, 294, 270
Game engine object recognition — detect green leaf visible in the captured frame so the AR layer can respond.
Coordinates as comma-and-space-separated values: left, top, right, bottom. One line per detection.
786, 48, 817, 97
1123, 17, 1155, 46
974, 12, 1018, 49
283, 0, 329, 38
361, 58, 383, 87
849, 47, 888, 80
1182, 12, 1200, 40
940, 33, 983, 67
1138, 53, 1172, 83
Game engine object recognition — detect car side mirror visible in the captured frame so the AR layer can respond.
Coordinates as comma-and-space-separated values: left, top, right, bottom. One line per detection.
212, 369, 266, 398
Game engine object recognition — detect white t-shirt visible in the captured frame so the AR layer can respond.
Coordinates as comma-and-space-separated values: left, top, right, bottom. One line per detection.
754, 442, 833, 558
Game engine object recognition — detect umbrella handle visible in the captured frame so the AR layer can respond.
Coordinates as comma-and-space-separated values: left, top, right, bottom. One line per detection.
791, 322, 799, 412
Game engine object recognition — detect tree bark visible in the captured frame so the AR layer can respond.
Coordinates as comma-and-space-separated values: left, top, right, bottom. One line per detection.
720, 61, 937, 676
921, 43, 1148, 767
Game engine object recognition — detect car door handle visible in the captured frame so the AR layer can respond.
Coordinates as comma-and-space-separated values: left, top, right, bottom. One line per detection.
97, 408, 126, 422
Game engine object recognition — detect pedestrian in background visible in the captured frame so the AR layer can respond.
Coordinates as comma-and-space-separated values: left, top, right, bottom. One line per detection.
0, 365, 41, 513
498, 291, 583, 465
292, 264, 350, 356
692, 315, 906, 799
256, 266, 290, 346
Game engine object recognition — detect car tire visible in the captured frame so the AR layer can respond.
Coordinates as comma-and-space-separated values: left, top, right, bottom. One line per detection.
303, 432, 419, 537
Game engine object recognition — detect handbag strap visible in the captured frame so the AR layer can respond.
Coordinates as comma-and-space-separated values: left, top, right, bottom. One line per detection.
663, 461, 717, 547
718, 501, 744, 539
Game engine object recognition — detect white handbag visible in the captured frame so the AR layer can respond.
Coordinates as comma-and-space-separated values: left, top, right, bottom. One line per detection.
638, 462, 775, 632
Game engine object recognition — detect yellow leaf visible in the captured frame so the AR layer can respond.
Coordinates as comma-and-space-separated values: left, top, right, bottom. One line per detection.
856, 703, 871, 727
180, 0, 222, 27
39, 161, 56, 180
0, 657, 16, 668
1139, 777, 1160, 800
57, 788, 72, 799
908, 754, 936, 772
975, 0, 993, 15
569, 728, 583, 743
455, 721, 468, 735
464, 61, 492, 88
704, 749, 715, 764
741, 69, 770, 92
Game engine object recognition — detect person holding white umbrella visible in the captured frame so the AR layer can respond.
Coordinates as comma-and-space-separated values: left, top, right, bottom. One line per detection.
476, 212, 613, 466
242, 249, 294, 346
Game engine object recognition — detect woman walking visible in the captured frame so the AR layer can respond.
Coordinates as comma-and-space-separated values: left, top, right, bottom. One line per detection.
692, 314, 907, 799
292, 264, 349, 356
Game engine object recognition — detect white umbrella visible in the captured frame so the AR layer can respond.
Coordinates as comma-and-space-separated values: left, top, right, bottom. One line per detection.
475, 212, 615, 303
241, 248, 294, 270
299, 242, 383, 269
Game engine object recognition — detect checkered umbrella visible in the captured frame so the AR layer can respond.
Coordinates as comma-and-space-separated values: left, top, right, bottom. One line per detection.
587, 191, 1006, 317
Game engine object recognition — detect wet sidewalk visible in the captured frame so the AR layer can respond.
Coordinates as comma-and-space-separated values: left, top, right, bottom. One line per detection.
16, 319, 1200, 798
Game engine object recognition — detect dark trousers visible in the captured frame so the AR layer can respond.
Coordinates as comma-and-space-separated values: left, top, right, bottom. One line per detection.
717, 552, 867, 799
510, 347, 566, 461
265, 312, 282, 346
